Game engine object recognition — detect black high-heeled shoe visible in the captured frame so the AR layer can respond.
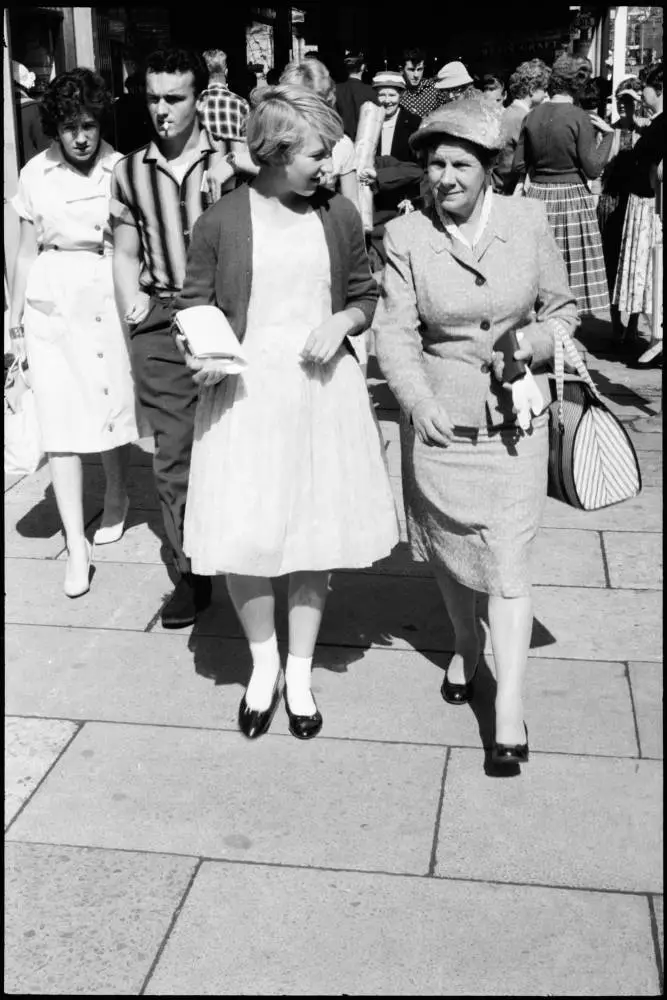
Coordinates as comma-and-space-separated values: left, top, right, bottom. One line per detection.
440, 662, 478, 705
492, 723, 529, 765
284, 689, 322, 740
238, 679, 281, 740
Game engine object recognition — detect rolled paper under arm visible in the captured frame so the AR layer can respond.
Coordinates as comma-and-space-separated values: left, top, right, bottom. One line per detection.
354, 101, 385, 171
354, 102, 385, 232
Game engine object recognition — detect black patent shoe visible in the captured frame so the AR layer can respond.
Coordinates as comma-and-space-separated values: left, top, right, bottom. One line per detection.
238, 681, 281, 740
491, 723, 529, 765
284, 690, 323, 740
160, 574, 212, 629
441, 664, 478, 705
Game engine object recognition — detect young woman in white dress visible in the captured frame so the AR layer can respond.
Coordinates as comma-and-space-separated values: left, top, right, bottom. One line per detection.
176, 85, 398, 739
9, 69, 139, 598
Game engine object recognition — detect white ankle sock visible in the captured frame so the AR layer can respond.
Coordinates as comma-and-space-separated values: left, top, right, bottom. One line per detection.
245, 633, 281, 711
285, 653, 316, 716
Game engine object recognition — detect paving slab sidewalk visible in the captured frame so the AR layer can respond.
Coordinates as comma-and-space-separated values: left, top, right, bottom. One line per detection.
4, 341, 663, 996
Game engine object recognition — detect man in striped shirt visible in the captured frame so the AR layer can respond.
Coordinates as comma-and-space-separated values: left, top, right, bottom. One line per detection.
111, 48, 222, 628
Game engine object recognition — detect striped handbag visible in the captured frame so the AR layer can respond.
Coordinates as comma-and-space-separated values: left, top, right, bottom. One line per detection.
546, 325, 642, 510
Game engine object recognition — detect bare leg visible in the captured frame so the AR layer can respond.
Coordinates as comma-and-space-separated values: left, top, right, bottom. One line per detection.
433, 568, 482, 685
226, 573, 280, 710
487, 593, 533, 745
286, 570, 330, 714
49, 452, 90, 594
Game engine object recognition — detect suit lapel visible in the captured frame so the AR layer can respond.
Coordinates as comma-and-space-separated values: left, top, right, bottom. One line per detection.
473, 194, 509, 263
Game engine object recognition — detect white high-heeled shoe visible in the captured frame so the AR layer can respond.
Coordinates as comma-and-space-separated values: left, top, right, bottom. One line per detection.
64, 540, 93, 599
93, 497, 130, 546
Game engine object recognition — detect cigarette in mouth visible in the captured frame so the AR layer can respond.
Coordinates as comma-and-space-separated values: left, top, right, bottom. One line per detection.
162, 123, 170, 135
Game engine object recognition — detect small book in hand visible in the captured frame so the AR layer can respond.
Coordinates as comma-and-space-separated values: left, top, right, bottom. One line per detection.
173, 305, 248, 373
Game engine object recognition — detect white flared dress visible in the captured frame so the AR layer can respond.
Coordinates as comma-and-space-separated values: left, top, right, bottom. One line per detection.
184, 196, 399, 577
11, 141, 139, 453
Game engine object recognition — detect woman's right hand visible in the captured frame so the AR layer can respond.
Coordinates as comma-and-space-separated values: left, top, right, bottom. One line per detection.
10, 327, 27, 365
124, 291, 152, 328
411, 398, 454, 447
357, 166, 377, 186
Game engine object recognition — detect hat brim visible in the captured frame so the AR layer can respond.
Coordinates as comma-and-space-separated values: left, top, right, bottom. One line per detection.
434, 74, 474, 90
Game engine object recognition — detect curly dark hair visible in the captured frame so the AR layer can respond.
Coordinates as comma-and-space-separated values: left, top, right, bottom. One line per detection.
578, 78, 601, 112
39, 68, 111, 138
480, 74, 505, 93
144, 48, 208, 95
402, 47, 426, 67
645, 62, 663, 95
508, 59, 551, 101
548, 55, 583, 98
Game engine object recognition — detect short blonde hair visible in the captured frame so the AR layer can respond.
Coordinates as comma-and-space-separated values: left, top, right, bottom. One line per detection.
279, 58, 336, 107
246, 83, 343, 167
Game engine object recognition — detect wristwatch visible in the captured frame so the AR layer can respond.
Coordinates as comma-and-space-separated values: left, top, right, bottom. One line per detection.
9, 325, 24, 340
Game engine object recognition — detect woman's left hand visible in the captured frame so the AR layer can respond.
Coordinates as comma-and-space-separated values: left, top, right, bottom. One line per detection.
491, 332, 535, 383
301, 314, 351, 366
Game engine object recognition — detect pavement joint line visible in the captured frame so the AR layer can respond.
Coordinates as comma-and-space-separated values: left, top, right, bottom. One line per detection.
624, 662, 645, 760
4, 837, 662, 900
51, 507, 104, 561
427, 747, 450, 876
5, 713, 659, 761
647, 893, 665, 994
598, 531, 612, 589
3, 720, 85, 839
138, 857, 203, 997
4, 622, 662, 665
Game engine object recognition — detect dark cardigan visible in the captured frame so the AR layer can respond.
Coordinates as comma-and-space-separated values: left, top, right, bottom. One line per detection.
174, 183, 378, 339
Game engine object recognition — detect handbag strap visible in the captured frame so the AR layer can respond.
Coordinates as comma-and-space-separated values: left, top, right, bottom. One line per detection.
552, 320, 604, 426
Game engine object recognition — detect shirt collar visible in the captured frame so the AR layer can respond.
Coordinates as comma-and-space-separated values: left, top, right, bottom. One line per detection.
439, 186, 495, 250
43, 139, 117, 175
513, 98, 530, 112
144, 126, 215, 166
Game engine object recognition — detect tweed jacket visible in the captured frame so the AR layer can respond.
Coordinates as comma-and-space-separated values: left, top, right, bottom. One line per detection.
373, 193, 578, 429
174, 183, 378, 338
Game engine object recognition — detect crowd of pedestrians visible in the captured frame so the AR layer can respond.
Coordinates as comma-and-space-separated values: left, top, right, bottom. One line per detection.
6, 41, 663, 765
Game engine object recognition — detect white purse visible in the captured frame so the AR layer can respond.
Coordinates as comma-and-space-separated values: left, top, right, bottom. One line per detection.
173, 305, 248, 374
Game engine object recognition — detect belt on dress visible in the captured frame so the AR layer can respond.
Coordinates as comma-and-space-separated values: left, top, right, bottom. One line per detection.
38, 243, 110, 256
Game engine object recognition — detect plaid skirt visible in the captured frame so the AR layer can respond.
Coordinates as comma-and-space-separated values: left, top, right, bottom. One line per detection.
526, 182, 610, 318
613, 193, 662, 316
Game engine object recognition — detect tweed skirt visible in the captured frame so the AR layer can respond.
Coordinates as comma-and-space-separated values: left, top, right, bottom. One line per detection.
526, 182, 610, 318
613, 193, 662, 316
400, 413, 549, 597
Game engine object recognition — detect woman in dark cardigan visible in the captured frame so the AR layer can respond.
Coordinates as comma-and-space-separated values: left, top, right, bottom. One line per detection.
513, 54, 614, 318
175, 85, 398, 741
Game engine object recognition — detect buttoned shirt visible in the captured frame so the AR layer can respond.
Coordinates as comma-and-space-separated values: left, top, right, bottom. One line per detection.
399, 78, 442, 118
196, 83, 249, 143
12, 140, 120, 253
110, 128, 217, 294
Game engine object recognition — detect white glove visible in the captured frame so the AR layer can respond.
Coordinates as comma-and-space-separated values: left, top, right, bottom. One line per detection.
511, 368, 544, 432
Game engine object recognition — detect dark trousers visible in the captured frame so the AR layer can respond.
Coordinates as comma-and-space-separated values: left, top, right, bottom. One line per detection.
129, 298, 198, 576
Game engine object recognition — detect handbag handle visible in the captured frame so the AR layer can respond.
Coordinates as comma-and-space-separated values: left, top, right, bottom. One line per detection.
552, 320, 604, 427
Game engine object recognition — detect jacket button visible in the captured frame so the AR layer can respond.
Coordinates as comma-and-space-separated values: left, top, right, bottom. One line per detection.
480, 362, 490, 373
480, 320, 491, 331
475, 275, 485, 286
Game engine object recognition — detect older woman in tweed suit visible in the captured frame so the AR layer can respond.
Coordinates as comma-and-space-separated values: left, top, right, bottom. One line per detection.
374, 97, 578, 765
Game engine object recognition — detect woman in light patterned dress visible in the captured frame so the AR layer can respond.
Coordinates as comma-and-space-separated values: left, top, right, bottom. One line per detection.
9, 69, 139, 599
176, 86, 398, 742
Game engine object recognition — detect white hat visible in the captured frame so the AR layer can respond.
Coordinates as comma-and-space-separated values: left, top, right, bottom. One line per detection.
434, 60, 474, 90
372, 70, 406, 91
